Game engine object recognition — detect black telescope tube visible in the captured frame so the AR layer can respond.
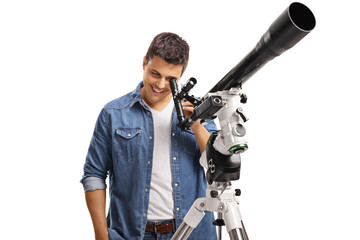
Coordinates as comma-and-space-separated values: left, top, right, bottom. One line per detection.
208, 2, 316, 93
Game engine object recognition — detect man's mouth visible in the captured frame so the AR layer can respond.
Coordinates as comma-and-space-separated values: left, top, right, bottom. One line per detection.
151, 86, 165, 94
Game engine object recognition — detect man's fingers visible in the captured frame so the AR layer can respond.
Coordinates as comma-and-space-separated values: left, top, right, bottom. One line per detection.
181, 101, 193, 107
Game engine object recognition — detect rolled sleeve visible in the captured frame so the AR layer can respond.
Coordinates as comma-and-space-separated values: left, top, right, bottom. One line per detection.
82, 176, 107, 192
81, 109, 113, 184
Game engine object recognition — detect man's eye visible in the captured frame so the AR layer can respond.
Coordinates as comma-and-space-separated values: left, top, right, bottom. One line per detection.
152, 72, 160, 76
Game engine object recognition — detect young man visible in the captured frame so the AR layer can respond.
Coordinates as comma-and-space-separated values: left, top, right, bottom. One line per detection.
81, 32, 217, 240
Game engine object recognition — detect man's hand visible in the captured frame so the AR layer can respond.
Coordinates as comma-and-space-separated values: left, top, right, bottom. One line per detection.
181, 100, 210, 153
181, 100, 194, 118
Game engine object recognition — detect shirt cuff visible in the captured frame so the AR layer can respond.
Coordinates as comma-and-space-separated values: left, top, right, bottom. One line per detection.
82, 176, 107, 192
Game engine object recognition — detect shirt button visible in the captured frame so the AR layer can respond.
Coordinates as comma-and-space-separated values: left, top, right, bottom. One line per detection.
143, 213, 146, 217
149, 136, 153, 140
172, 132, 176, 136
176, 207, 180, 211
128, 134, 131, 137
147, 161, 151, 165
174, 183, 178, 187
145, 188, 148, 192
173, 157, 177, 160
147, 111, 151, 115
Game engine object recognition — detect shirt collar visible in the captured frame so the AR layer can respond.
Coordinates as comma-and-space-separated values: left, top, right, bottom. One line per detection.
129, 81, 148, 109
129, 81, 176, 114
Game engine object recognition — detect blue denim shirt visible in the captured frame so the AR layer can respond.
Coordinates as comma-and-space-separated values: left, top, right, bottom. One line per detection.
81, 82, 217, 240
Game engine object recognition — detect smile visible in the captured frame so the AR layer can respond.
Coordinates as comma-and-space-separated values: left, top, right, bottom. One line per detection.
151, 86, 165, 94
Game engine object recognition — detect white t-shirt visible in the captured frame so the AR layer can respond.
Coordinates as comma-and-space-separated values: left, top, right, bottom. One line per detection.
145, 100, 175, 221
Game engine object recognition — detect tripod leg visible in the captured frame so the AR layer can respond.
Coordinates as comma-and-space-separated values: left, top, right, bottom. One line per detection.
217, 212, 223, 240
223, 201, 249, 240
171, 198, 205, 240
228, 221, 249, 240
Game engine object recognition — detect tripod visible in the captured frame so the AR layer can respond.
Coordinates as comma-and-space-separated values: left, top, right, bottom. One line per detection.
171, 180, 249, 240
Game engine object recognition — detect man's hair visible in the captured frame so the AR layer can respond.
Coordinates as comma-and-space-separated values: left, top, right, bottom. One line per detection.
145, 32, 190, 75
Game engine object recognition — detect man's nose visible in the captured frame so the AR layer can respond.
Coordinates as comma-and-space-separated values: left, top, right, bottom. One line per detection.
157, 78, 166, 89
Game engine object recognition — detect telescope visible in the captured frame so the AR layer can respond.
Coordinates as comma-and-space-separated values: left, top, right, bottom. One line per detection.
208, 1, 316, 93
171, 2, 316, 131
170, 2, 316, 240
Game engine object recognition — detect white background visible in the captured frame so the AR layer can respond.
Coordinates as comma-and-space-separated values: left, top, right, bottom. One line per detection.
1, 0, 359, 239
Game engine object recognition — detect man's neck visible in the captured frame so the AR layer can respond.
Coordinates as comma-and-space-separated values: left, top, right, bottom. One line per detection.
144, 97, 172, 111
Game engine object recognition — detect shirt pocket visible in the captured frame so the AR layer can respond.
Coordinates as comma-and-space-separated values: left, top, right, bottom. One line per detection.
115, 128, 141, 162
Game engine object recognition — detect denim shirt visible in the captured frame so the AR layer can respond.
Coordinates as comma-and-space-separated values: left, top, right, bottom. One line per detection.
81, 82, 217, 240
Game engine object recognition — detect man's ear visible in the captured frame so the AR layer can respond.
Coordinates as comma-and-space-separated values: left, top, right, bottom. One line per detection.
142, 56, 147, 70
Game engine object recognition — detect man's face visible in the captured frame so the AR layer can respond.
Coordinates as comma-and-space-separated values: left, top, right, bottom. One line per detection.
141, 56, 183, 111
